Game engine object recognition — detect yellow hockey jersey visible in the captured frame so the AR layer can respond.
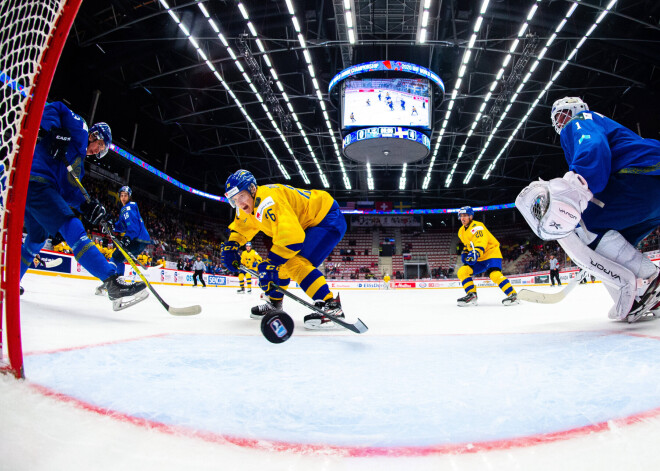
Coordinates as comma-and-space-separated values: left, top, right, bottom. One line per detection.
240, 248, 263, 269
228, 184, 335, 264
458, 220, 503, 261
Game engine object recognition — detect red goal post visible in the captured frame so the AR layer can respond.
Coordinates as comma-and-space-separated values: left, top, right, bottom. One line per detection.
1, 0, 83, 378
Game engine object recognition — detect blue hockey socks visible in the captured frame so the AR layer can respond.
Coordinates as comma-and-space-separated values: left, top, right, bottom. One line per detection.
59, 218, 115, 281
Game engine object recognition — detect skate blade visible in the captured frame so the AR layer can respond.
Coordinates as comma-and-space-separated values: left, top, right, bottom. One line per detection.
112, 290, 149, 311
502, 300, 520, 307
95, 288, 107, 297
457, 302, 478, 307
250, 313, 266, 319
303, 319, 343, 330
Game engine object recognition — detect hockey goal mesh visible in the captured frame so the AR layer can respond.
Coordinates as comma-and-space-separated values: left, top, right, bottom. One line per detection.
1, 0, 80, 378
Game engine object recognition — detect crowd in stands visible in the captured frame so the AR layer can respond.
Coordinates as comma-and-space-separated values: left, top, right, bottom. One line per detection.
639, 227, 660, 253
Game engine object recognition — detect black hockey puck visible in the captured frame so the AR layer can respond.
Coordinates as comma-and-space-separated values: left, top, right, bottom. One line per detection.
260, 310, 294, 344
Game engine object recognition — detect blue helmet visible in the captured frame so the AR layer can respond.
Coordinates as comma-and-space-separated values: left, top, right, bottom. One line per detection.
89, 122, 112, 158
119, 186, 132, 198
225, 169, 257, 208
457, 206, 474, 219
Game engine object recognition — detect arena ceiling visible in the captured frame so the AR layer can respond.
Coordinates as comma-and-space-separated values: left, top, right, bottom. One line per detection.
50, 0, 660, 208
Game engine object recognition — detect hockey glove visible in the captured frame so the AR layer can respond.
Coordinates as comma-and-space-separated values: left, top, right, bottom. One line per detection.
121, 235, 132, 247
49, 127, 72, 162
257, 260, 282, 298
220, 241, 241, 273
461, 250, 479, 266
80, 198, 107, 225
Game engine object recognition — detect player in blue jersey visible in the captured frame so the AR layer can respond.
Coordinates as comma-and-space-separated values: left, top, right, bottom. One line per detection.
516, 96, 660, 322
20, 101, 147, 310
95, 185, 151, 295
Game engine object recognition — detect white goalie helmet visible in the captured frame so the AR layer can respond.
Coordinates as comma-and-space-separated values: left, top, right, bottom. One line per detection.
550, 97, 589, 134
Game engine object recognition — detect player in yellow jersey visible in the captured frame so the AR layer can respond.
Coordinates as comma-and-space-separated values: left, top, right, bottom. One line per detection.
383, 273, 391, 290
237, 241, 262, 294
221, 169, 347, 329
456, 206, 519, 307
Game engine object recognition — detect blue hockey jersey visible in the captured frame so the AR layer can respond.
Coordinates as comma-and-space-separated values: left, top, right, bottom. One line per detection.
560, 110, 660, 193
30, 102, 90, 209
114, 201, 151, 243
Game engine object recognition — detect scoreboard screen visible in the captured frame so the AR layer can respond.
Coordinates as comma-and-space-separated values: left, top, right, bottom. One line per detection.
341, 78, 431, 129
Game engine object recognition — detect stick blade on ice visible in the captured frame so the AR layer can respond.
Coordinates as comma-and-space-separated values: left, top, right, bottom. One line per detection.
167, 305, 202, 316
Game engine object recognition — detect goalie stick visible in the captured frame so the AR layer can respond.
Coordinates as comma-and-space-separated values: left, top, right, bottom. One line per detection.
240, 265, 368, 334
64, 165, 201, 316
517, 270, 587, 304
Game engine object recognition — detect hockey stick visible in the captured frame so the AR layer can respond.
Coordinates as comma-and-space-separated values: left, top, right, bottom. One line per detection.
34, 254, 63, 269
240, 266, 368, 334
517, 270, 587, 304
64, 165, 201, 316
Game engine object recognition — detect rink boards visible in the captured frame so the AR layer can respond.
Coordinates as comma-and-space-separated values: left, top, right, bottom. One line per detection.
26, 249, 660, 290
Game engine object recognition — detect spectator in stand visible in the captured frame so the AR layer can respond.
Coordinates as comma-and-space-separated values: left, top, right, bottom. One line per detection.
177, 258, 184, 270
53, 240, 72, 254
549, 254, 561, 286
137, 250, 149, 267
192, 255, 207, 287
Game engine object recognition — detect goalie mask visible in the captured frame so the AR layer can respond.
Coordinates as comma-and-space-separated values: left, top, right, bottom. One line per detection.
551, 97, 589, 134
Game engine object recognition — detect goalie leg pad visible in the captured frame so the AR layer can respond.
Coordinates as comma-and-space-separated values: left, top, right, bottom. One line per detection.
594, 230, 658, 280
559, 232, 636, 320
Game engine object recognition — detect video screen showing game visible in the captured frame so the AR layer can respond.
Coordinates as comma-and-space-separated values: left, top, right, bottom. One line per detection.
342, 78, 431, 129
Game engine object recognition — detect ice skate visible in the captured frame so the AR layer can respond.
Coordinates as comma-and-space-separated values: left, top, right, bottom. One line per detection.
502, 293, 520, 306
95, 283, 107, 296
651, 301, 660, 318
304, 296, 345, 330
237, 287, 246, 294
457, 292, 478, 307
250, 299, 282, 319
104, 274, 149, 311
626, 271, 660, 323
247, 288, 252, 293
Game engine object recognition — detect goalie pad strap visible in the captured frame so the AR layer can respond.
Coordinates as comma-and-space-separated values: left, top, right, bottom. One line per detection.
558, 232, 636, 320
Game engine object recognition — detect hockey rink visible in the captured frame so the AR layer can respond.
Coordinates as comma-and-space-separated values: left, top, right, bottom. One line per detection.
2, 273, 660, 470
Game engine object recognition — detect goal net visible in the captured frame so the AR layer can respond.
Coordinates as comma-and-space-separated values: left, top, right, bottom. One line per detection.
1, 0, 82, 378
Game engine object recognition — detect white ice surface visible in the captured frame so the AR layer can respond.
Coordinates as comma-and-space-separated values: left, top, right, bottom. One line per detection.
2, 273, 660, 470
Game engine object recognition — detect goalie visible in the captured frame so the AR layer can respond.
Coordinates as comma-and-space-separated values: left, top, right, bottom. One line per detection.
516, 96, 660, 323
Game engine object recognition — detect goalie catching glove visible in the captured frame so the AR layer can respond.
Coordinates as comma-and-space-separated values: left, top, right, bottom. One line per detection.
515, 171, 593, 240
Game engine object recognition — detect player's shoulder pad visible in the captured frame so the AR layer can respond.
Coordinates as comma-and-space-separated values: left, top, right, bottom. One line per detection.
255, 196, 275, 222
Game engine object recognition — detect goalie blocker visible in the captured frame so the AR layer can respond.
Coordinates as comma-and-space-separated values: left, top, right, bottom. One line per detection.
516, 172, 659, 322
